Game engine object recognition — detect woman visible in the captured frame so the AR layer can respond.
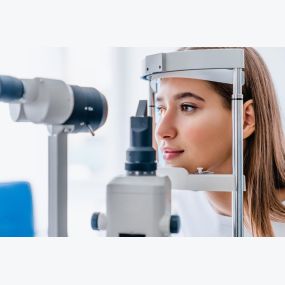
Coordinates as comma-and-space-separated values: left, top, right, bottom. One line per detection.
153, 47, 285, 236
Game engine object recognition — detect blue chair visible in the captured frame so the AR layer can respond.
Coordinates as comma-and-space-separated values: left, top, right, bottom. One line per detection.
0, 181, 35, 237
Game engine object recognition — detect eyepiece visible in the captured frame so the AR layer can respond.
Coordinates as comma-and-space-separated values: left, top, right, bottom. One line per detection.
0, 76, 24, 102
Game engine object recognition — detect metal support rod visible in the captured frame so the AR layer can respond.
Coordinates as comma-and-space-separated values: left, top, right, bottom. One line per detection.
148, 82, 155, 117
48, 131, 68, 237
149, 82, 159, 161
232, 68, 244, 237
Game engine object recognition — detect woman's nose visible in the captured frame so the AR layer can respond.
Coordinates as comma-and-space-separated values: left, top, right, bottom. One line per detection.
155, 111, 177, 140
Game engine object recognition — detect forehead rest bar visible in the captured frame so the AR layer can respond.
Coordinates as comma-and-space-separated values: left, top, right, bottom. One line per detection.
142, 49, 245, 85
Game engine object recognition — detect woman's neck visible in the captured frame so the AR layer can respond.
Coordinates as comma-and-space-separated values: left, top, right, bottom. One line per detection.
205, 191, 232, 217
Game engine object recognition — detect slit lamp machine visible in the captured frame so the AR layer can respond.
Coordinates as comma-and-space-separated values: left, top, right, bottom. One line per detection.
0, 48, 246, 237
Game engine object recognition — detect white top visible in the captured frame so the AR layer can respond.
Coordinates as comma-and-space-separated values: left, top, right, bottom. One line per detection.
171, 190, 285, 237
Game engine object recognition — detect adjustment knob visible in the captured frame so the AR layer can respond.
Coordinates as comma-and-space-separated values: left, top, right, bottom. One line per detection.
91, 212, 107, 231
170, 215, 181, 234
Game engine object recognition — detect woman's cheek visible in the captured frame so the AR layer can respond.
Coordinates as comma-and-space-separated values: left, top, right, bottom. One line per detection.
183, 121, 214, 146
182, 113, 230, 156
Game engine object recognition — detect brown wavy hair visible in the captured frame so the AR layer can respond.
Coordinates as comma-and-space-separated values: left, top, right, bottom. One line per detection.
179, 47, 285, 236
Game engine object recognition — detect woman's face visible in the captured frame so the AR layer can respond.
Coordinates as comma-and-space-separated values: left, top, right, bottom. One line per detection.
155, 77, 233, 174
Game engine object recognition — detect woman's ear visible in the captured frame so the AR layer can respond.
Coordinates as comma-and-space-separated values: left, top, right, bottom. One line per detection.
243, 99, 255, 139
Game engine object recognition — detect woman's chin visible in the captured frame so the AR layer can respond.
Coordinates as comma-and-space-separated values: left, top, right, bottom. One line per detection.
162, 162, 197, 173
164, 161, 187, 169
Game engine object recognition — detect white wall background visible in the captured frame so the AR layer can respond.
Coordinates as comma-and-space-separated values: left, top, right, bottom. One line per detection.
0, 47, 284, 236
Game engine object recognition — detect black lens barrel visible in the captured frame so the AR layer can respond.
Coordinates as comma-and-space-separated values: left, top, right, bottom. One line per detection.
125, 100, 157, 172
65, 85, 108, 133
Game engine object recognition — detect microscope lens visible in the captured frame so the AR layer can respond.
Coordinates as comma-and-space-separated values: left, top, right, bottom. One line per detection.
64, 85, 108, 133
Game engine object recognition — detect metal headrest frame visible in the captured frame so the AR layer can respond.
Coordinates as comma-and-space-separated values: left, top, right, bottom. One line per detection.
142, 48, 245, 237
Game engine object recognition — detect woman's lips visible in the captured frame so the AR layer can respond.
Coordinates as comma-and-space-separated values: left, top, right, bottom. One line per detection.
162, 148, 184, 161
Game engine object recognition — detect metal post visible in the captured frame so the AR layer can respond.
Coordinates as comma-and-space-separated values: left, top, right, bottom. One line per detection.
48, 128, 68, 237
232, 68, 244, 237
148, 82, 159, 161
148, 81, 155, 117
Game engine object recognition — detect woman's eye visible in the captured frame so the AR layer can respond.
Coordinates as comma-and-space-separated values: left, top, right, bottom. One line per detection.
155, 106, 166, 115
181, 103, 197, 112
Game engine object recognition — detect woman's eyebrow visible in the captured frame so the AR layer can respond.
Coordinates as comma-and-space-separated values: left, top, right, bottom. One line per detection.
156, 92, 205, 103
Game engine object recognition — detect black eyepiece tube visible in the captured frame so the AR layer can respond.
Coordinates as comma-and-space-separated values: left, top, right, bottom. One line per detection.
125, 100, 157, 172
0, 76, 24, 102
64, 85, 108, 133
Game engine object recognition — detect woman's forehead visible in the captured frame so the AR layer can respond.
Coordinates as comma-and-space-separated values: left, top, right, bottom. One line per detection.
156, 77, 215, 100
